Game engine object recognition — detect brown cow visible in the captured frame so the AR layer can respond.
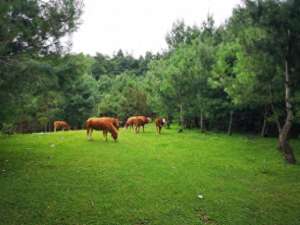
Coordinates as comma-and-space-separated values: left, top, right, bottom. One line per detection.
125, 116, 136, 130
125, 116, 151, 133
86, 117, 118, 141
132, 117, 145, 133
53, 121, 70, 132
136, 116, 151, 132
155, 117, 167, 134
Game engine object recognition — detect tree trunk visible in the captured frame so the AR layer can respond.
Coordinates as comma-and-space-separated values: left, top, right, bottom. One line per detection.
278, 58, 296, 164
179, 103, 184, 129
269, 85, 282, 135
200, 110, 204, 131
261, 117, 267, 137
261, 107, 267, 137
166, 114, 171, 129
227, 111, 233, 136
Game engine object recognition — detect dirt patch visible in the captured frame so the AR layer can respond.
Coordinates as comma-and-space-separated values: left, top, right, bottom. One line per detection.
197, 208, 218, 225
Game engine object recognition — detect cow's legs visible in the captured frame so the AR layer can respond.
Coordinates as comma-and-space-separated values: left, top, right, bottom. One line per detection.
104, 131, 108, 141
54, 126, 56, 132
87, 128, 90, 140
103, 130, 108, 140
86, 127, 90, 139
88, 128, 93, 140
91, 129, 94, 139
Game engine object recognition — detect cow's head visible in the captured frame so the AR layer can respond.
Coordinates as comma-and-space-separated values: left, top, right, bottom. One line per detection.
147, 117, 151, 123
111, 131, 118, 141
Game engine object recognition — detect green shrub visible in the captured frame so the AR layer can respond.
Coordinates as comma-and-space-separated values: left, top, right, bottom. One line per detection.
1, 123, 15, 135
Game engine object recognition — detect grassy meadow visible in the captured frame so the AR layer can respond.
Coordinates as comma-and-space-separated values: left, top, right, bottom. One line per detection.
0, 125, 300, 225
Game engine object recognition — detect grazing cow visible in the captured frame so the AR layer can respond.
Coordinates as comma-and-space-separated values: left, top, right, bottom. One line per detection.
86, 117, 118, 141
155, 117, 167, 134
125, 116, 151, 133
53, 121, 70, 132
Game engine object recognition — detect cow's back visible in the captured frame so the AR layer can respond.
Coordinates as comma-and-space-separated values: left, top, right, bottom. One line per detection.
99, 117, 119, 129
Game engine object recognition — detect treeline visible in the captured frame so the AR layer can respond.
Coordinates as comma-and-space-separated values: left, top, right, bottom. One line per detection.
1, 0, 300, 163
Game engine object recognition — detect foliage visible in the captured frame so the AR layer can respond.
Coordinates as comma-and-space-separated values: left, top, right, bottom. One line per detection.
97, 72, 151, 121
1, 123, 15, 135
0, 0, 83, 131
1, 0, 300, 144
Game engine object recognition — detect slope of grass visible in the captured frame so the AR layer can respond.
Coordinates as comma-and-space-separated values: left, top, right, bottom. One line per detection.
0, 125, 300, 225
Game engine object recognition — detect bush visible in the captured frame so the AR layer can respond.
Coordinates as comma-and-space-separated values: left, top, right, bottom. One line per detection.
1, 123, 15, 135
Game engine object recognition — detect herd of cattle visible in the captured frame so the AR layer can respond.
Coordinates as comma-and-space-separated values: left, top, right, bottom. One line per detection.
53, 116, 167, 141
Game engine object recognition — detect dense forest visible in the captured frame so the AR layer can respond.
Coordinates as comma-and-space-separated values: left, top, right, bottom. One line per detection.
1, 0, 300, 163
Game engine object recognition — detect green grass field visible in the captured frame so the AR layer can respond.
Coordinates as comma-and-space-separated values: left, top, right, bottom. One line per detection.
1, 125, 300, 225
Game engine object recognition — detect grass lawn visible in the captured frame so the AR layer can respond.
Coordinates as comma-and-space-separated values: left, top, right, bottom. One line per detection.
1, 125, 300, 225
